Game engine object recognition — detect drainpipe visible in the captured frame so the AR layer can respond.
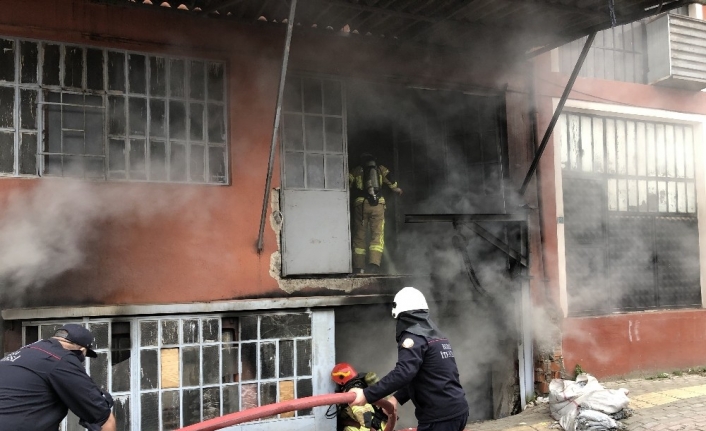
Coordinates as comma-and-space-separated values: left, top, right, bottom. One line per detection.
257, 0, 298, 253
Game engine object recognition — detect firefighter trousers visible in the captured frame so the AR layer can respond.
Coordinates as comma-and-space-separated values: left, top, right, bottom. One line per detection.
352, 200, 385, 270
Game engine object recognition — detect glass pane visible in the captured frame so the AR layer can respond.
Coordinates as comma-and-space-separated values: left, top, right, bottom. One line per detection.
141, 392, 159, 431
241, 343, 257, 381
261, 382, 277, 406
89, 352, 109, 391
114, 396, 130, 431
0, 132, 14, 174
183, 319, 199, 344
89, 322, 109, 349
323, 80, 342, 116
128, 97, 147, 136
203, 345, 219, 385
140, 349, 158, 390
304, 116, 323, 151
63, 155, 84, 178
207, 63, 224, 101
40, 324, 63, 340
261, 314, 311, 338
128, 54, 146, 94
306, 154, 324, 189
208, 146, 226, 183
169, 101, 186, 140
242, 383, 258, 410
207, 104, 225, 143
149, 140, 167, 181
170, 142, 186, 181
150, 57, 166, 97
324, 117, 343, 153
223, 384, 239, 414
283, 114, 303, 151
222, 344, 239, 383
19, 133, 37, 175
182, 346, 200, 387
302, 78, 322, 114
85, 107, 104, 156
140, 321, 158, 346
43, 44, 60, 86
0, 39, 13, 82
86, 48, 103, 91
326, 155, 344, 190
170, 59, 185, 98
43, 155, 62, 176
283, 76, 301, 112
20, 89, 37, 130
20, 41, 38, 84
279, 340, 294, 378
240, 316, 258, 340
129, 139, 146, 180
284, 152, 304, 188
0, 86, 14, 128
202, 319, 219, 343
149, 99, 166, 138
162, 391, 180, 430
203, 387, 220, 420
296, 379, 313, 415
190, 103, 204, 141
190, 61, 205, 100
109, 139, 126, 174
161, 320, 179, 345
190, 144, 205, 182
108, 51, 126, 92
296, 339, 311, 376
183, 389, 201, 426
109, 96, 126, 135
260, 342, 276, 379
64, 46, 83, 89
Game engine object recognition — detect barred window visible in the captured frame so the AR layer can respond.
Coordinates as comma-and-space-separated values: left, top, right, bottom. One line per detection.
560, 112, 701, 316
0, 37, 228, 184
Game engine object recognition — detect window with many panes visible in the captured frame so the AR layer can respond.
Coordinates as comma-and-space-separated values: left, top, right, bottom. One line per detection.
0, 37, 227, 183
559, 112, 701, 315
23, 313, 313, 431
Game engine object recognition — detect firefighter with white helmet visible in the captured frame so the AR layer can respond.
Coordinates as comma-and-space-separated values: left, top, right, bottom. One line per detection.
328, 363, 387, 431
349, 287, 469, 431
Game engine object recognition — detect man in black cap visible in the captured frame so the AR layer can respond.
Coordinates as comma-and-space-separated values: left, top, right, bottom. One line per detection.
0, 323, 116, 431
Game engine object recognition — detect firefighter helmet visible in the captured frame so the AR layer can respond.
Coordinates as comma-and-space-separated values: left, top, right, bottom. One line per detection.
391, 286, 428, 318
331, 362, 357, 386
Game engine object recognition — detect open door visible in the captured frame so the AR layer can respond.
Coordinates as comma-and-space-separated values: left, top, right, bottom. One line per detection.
279, 76, 351, 276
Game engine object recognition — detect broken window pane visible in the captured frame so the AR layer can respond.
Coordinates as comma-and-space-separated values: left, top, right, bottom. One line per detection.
114, 396, 130, 431
90, 351, 109, 391
43, 44, 60, 86
170, 59, 185, 98
222, 344, 239, 383
190, 144, 205, 183
203, 387, 220, 420
208, 146, 225, 183
305, 116, 323, 151
150, 57, 166, 97
169, 142, 186, 181
20, 89, 37, 130
19, 133, 37, 175
284, 151, 304, 188
202, 319, 219, 343
283, 76, 301, 112
169, 101, 186, 140
296, 339, 311, 376
0, 86, 14, 128
161, 391, 180, 430
223, 384, 239, 414
108, 52, 125, 92
149, 99, 165, 137
307, 154, 324, 189
261, 314, 311, 339
112, 351, 130, 392
86, 48, 103, 91
161, 320, 179, 345
260, 342, 276, 379
108, 139, 126, 177
0, 132, 14, 174
326, 155, 344, 190
140, 349, 158, 390
43, 155, 61, 176
64, 46, 83, 89
183, 389, 201, 426
240, 343, 257, 381
129, 139, 146, 180
302, 78, 322, 114
25, 326, 39, 343
182, 346, 200, 387
207, 63, 224, 101
182, 319, 199, 344
202, 345, 219, 385
128, 97, 147, 136
140, 321, 158, 346
261, 382, 277, 406
149, 140, 167, 181
0, 39, 14, 82
190, 103, 204, 141
279, 340, 294, 378
325, 117, 343, 153
190, 61, 205, 100
20, 41, 38, 84
240, 316, 257, 340
128, 54, 146, 94
207, 104, 224, 143
85, 106, 103, 156
140, 392, 159, 431
108, 96, 126, 136
296, 379, 312, 415
323, 80, 342, 116
241, 384, 257, 410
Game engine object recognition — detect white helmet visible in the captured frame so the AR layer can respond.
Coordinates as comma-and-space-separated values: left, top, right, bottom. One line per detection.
391, 287, 428, 318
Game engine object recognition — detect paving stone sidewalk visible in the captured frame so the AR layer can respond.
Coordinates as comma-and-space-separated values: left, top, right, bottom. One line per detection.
466, 374, 706, 431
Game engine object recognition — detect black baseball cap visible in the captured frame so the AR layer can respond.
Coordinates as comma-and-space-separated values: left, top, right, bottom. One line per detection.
54, 324, 98, 358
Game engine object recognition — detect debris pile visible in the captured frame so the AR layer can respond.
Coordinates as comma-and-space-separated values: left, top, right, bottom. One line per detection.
549, 373, 632, 431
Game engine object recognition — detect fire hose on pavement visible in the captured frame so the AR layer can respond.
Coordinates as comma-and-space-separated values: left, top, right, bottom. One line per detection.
176, 392, 397, 431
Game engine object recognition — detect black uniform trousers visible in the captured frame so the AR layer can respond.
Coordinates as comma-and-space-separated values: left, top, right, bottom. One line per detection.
417, 412, 469, 431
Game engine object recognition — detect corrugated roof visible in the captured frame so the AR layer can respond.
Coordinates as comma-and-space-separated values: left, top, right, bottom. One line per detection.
95, 0, 702, 55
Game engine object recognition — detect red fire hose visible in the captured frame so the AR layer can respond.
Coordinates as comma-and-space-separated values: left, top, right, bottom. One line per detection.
176, 392, 397, 431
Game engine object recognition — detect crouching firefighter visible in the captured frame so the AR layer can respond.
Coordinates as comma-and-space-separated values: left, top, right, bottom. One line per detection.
349, 153, 402, 274
328, 363, 388, 431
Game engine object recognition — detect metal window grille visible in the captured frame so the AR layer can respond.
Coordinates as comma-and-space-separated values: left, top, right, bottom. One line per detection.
0, 36, 228, 184
560, 112, 701, 315
23, 313, 313, 431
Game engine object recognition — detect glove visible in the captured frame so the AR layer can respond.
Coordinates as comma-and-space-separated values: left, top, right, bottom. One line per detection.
364, 372, 379, 386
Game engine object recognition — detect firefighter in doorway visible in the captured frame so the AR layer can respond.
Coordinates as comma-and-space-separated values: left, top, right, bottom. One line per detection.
329, 363, 388, 431
349, 153, 402, 274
